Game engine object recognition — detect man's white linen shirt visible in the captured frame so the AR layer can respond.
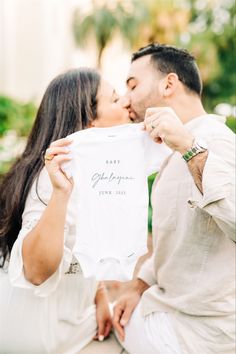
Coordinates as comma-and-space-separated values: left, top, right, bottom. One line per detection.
138, 114, 235, 354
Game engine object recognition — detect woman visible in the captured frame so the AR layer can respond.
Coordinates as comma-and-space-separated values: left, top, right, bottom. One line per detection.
0, 68, 131, 353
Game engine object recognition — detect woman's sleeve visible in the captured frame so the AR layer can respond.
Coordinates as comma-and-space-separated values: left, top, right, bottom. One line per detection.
8, 168, 73, 297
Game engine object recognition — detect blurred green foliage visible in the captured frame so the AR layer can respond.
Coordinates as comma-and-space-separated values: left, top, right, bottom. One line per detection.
73, 0, 236, 112
0, 96, 36, 179
0, 159, 13, 179
1, 1, 235, 229
187, 0, 236, 110
226, 117, 236, 133
0, 94, 235, 231
73, 0, 148, 67
148, 173, 157, 232
0, 96, 36, 137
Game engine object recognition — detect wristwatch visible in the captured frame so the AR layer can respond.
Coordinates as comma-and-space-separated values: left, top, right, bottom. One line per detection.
182, 138, 208, 162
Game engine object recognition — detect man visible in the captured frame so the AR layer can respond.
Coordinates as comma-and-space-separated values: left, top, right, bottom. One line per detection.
113, 44, 235, 354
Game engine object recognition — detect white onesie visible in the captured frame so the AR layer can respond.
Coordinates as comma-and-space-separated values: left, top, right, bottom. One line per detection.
64, 123, 171, 281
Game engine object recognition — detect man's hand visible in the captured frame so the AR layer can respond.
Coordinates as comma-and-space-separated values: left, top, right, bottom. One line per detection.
144, 107, 194, 154
113, 279, 149, 341
145, 107, 209, 193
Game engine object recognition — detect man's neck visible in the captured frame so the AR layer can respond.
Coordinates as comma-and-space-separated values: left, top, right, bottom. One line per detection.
169, 95, 207, 124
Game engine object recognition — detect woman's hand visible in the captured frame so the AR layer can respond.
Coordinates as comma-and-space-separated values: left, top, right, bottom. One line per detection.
94, 283, 112, 341
44, 138, 73, 195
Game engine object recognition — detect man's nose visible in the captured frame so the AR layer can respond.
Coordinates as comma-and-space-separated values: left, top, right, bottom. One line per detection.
119, 95, 130, 108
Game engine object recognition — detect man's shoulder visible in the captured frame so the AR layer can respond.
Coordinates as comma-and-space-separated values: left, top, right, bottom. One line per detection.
189, 114, 234, 140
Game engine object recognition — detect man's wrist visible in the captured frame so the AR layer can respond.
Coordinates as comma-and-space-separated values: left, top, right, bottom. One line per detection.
133, 278, 150, 295
176, 135, 195, 155
182, 138, 208, 162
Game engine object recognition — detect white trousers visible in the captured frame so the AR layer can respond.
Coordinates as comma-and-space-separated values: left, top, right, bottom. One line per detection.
0, 270, 97, 354
116, 302, 183, 354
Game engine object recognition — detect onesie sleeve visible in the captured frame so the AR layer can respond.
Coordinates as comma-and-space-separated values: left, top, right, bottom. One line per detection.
144, 132, 172, 176
8, 168, 73, 297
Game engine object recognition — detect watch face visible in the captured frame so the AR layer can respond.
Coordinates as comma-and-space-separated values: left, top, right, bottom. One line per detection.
196, 138, 208, 149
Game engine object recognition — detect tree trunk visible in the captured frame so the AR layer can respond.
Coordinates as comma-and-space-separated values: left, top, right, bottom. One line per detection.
97, 45, 104, 69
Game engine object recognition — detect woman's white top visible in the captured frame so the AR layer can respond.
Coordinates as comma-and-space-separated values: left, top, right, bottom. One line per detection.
0, 168, 98, 353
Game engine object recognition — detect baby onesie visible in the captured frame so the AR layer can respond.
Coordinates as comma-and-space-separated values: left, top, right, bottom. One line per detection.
64, 123, 171, 281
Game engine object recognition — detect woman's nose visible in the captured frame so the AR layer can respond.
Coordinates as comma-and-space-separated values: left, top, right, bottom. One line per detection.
119, 95, 130, 108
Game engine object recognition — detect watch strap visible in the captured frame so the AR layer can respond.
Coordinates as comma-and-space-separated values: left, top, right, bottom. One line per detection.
182, 139, 207, 162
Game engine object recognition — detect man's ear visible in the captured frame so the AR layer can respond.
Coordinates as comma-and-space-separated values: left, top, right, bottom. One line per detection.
162, 73, 179, 97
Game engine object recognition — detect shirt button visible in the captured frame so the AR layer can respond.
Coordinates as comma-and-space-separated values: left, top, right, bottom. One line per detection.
188, 199, 198, 208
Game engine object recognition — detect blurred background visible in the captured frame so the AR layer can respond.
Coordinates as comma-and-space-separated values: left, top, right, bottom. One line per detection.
0, 0, 235, 199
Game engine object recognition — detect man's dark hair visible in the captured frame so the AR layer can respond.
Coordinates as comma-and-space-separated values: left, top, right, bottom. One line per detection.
132, 43, 202, 96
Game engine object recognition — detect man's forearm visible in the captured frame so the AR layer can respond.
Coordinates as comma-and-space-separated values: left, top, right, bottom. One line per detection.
187, 150, 209, 194
177, 134, 208, 194
133, 278, 150, 295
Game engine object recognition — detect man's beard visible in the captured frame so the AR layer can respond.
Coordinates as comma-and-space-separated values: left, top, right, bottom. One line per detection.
130, 115, 144, 123
129, 105, 146, 122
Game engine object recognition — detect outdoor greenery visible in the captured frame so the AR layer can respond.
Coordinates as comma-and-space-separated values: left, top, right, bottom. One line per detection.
0, 96, 36, 178
0, 96, 36, 137
0, 0, 235, 214
73, 0, 236, 112
186, 0, 236, 110
73, 0, 236, 232
1, 91, 234, 229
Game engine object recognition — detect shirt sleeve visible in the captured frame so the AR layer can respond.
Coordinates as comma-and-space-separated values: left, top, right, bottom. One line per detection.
137, 254, 157, 286
8, 168, 73, 297
143, 132, 172, 176
190, 136, 235, 242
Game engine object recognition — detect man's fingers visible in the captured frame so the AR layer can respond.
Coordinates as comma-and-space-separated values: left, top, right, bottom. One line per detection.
113, 304, 123, 325
145, 107, 181, 131
145, 106, 174, 118
114, 321, 125, 342
145, 107, 165, 118
144, 113, 163, 133
113, 305, 125, 340
149, 127, 165, 143
119, 305, 133, 327
145, 111, 166, 128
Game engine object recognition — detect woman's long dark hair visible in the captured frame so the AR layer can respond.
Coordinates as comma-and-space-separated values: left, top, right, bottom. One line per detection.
0, 68, 100, 267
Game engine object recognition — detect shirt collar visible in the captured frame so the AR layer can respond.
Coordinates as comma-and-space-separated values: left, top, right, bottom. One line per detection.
184, 114, 226, 129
